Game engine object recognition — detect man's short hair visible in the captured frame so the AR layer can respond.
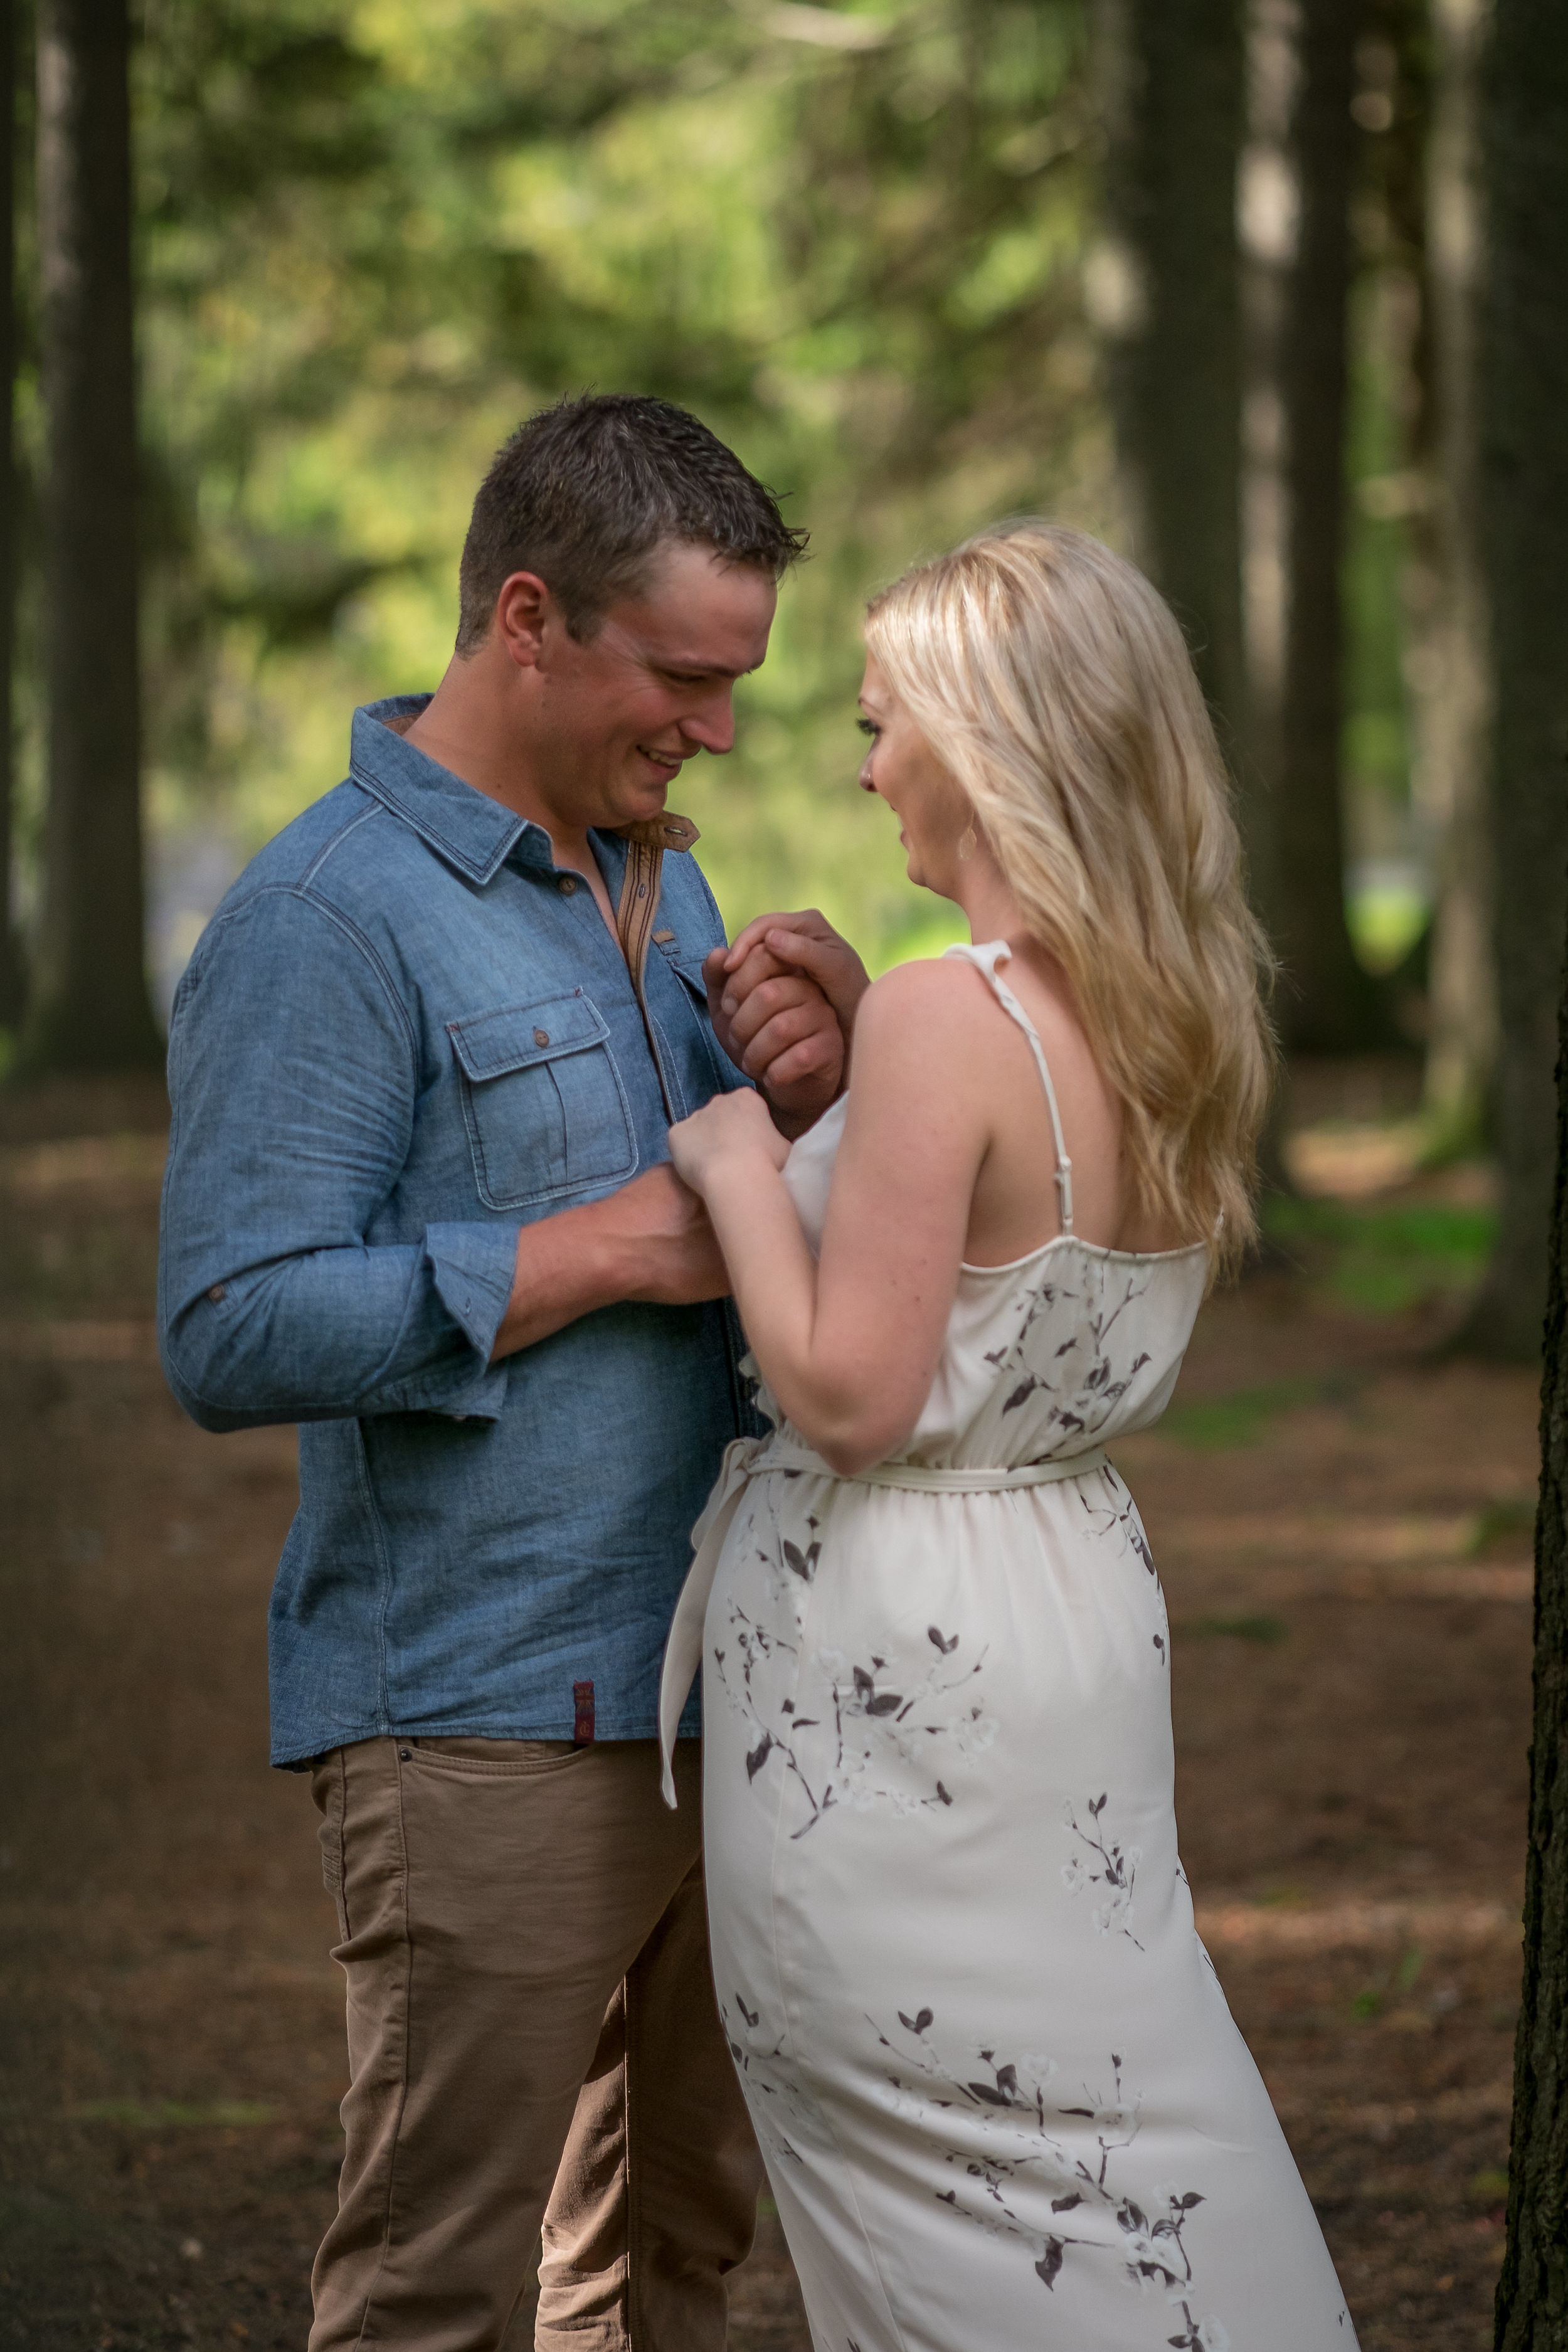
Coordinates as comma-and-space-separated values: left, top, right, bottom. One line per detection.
455, 393, 808, 652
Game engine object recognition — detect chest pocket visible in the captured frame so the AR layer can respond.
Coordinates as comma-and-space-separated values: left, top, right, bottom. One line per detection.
659, 948, 743, 1102
447, 992, 638, 1211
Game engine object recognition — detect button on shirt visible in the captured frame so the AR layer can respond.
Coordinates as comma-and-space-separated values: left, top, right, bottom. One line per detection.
157, 697, 759, 1764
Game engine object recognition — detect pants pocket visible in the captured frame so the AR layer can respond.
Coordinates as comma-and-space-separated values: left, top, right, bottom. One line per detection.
311, 1750, 350, 1942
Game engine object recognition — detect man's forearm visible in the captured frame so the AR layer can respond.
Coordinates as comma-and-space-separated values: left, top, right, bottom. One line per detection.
490, 1163, 730, 1360
491, 1201, 633, 1358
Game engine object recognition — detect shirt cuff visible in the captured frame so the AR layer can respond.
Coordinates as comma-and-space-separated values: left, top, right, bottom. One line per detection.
420, 1221, 520, 1421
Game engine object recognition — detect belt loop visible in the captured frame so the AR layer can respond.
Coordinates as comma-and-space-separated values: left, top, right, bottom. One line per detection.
572, 1680, 595, 1745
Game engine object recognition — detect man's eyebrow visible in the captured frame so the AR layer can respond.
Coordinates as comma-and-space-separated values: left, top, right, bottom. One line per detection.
657, 656, 761, 680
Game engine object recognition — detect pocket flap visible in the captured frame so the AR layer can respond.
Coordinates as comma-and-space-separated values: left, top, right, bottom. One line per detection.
447, 993, 608, 1083
669, 953, 714, 1002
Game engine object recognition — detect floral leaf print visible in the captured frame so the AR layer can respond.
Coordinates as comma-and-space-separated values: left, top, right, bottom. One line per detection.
781, 1534, 821, 1581
1082, 1474, 1160, 1579
968, 2079, 1013, 2107
975, 1256, 1177, 1461
719, 1989, 824, 2168
1062, 1796, 1145, 1948
711, 1502, 998, 1838
866, 2015, 1224, 2343
1168, 2322, 1230, 2351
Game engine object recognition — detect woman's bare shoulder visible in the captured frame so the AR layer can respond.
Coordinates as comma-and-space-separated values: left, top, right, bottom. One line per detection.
854, 953, 1005, 1036
846, 955, 1006, 1101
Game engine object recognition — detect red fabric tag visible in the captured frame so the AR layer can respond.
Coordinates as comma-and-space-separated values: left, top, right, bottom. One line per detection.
573, 1680, 595, 1745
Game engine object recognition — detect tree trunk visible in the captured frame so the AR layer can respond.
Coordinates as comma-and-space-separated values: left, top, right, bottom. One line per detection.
1094, 0, 1254, 867
1414, 0, 1496, 1155
0, 0, 24, 1027
20, 0, 158, 1071
1497, 892, 1568, 2326
1268, 0, 1390, 1052
1454, 0, 1568, 1369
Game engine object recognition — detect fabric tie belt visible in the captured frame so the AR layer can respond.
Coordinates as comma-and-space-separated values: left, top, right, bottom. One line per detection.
657, 1435, 1110, 1806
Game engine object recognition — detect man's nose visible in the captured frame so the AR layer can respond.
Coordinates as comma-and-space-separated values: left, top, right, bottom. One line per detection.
679, 689, 736, 756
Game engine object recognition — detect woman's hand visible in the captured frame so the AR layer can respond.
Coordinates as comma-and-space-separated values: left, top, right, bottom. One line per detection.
668, 1087, 792, 1196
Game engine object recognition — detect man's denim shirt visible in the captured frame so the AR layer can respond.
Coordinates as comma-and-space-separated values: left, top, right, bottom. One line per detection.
158, 697, 759, 1766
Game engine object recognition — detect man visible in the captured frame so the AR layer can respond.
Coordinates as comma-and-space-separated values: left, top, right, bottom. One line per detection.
157, 395, 866, 2351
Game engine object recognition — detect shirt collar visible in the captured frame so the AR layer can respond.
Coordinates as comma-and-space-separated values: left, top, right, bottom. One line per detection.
347, 695, 557, 882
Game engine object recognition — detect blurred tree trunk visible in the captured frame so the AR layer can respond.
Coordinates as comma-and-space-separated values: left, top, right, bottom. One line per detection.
1094, 0, 1302, 1203
1414, 0, 1495, 1154
1095, 0, 1253, 853
20, 0, 157, 1072
0, 0, 24, 1027
1455, 0, 1568, 1367
1268, 0, 1391, 1052
1498, 906, 1568, 2323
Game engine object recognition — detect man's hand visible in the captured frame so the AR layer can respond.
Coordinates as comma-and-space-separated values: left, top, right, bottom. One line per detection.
492, 1165, 729, 1360
703, 909, 872, 1136
720, 909, 872, 1047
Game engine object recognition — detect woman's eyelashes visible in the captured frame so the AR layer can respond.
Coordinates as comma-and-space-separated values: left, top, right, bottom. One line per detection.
857, 718, 880, 740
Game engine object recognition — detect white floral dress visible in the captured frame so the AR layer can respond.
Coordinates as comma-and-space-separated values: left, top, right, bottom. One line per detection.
659, 941, 1357, 2352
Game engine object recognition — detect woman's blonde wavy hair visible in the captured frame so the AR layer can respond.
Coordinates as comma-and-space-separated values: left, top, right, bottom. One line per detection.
864, 519, 1275, 1279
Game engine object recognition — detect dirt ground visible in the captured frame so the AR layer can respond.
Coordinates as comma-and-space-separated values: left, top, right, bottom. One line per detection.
0, 1068, 1539, 2351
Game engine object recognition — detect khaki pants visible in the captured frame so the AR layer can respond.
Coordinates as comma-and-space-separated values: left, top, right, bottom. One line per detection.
308, 1735, 761, 2352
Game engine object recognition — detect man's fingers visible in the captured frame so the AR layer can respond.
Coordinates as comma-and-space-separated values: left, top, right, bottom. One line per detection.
740, 1002, 840, 1081
721, 916, 776, 972
753, 1030, 839, 1091
726, 974, 820, 1052
760, 928, 847, 980
722, 908, 832, 974
719, 943, 788, 1016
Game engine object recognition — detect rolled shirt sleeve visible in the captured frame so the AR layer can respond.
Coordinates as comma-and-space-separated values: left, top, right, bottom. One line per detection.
159, 886, 519, 1432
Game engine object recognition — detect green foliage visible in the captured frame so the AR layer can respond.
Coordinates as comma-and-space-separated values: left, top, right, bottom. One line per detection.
67, 2097, 279, 2128
1352, 1943, 1424, 2021
1160, 1377, 1337, 1449
121, 0, 1099, 967
1263, 1194, 1496, 1312
1185, 1611, 1290, 1643
1465, 1494, 1537, 1555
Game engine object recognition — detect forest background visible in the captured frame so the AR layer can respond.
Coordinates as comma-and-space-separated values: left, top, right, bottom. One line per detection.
5, 3, 1568, 2344
0, 0, 1468, 1076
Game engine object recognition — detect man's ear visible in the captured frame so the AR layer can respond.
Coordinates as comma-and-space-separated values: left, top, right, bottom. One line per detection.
493, 571, 554, 671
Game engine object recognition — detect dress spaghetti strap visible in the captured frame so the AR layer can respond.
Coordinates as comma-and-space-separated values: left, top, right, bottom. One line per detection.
943, 940, 1074, 1235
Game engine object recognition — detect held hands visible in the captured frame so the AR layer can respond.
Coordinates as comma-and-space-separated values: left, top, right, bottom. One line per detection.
668, 1086, 791, 1198
702, 909, 872, 1129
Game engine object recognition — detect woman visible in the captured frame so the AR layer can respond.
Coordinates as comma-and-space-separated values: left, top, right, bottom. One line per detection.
659, 522, 1357, 2351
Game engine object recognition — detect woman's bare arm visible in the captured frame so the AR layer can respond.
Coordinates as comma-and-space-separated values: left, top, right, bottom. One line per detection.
667, 961, 993, 1473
